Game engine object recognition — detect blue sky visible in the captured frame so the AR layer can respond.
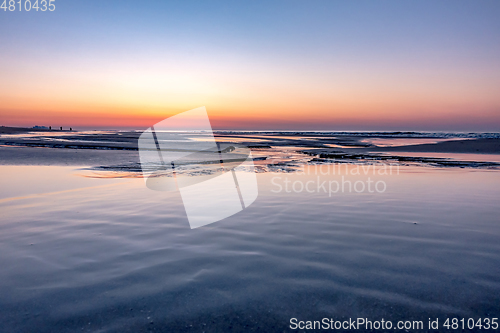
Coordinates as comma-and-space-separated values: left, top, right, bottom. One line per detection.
1, 0, 500, 130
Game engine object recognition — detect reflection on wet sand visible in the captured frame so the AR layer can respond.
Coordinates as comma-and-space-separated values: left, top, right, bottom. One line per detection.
1, 127, 499, 175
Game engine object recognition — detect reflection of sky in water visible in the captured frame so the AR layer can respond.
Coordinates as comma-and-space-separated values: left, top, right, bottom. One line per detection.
210, 136, 265, 142
2, 131, 500, 173
0, 166, 128, 201
360, 137, 469, 147
0, 165, 499, 331
213, 135, 336, 142
323, 143, 368, 148
378, 152, 500, 163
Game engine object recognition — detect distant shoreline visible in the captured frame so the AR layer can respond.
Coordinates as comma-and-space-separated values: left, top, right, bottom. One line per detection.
0, 126, 73, 134
2, 126, 500, 137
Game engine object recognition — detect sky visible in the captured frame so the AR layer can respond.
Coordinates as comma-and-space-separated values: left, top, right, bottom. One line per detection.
1, 0, 500, 131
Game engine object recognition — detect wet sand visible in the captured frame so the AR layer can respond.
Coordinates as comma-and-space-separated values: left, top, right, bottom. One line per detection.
1, 165, 500, 332
0, 146, 139, 167
0, 127, 499, 171
1, 127, 500, 332
367, 138, 500, 154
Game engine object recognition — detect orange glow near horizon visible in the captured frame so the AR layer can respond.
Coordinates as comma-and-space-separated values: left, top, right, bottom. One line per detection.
2, 1, 500, 131
2, 39, 500, 131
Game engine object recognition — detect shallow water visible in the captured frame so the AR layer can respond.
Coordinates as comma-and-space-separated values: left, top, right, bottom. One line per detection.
1, 165, 499, 332
360, 137, 468, 147
377, 152, 500, 163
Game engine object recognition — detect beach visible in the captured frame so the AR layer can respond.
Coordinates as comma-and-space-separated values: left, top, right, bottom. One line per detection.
1, 128, 500, 332
1, 127, 499, 169
3, 1, 500, 331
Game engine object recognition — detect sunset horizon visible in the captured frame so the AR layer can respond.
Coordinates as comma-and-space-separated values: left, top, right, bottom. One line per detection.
2, 1, 500, 132
3, 106, 500, 131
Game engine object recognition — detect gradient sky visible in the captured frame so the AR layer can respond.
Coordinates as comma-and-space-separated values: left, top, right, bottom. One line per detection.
1, 0, 500, 130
